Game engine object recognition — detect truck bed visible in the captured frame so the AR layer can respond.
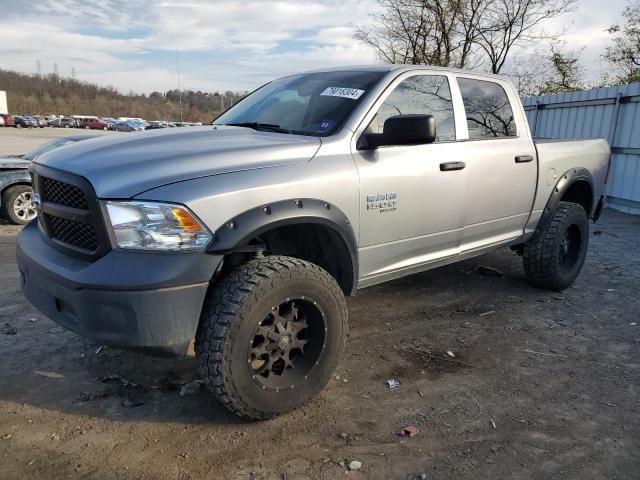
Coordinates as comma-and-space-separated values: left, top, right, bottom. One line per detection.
524, 138, 610, 234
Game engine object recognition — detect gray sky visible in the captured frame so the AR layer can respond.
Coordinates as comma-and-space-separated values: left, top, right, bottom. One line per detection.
0, 0, 629, 93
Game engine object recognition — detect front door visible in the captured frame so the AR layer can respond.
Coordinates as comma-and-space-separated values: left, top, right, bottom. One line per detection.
351, 72, 468, 283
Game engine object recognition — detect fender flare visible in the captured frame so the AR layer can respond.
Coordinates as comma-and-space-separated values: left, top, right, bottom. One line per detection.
207, 198, 358, 292
537, 167, 594, 233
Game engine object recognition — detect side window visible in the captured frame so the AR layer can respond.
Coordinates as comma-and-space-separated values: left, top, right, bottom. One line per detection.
368, 75, 455, 142
457, 78, 517, 139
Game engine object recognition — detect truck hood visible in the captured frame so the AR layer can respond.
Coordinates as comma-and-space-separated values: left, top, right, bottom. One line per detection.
34, 126, 322, 197
0, 155, 30, 170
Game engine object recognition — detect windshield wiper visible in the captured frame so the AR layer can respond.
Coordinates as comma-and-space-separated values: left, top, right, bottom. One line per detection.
225, 122, 292, 134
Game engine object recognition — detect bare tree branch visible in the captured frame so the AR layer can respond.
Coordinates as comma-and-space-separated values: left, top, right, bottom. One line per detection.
355, 0, 575, 75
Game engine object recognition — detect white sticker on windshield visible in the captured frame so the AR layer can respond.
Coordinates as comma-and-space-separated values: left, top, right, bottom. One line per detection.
320, 87, 365, 100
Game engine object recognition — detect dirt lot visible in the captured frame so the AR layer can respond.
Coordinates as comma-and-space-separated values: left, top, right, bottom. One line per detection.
0, 209, 638, 480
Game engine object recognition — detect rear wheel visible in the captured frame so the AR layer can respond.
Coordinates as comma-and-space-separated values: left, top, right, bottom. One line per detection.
195, 256, 348, 420
523, 201, 589, 291
2, 185, 37, 225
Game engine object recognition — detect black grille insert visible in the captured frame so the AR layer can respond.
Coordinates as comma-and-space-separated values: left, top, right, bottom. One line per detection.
45, 214, 98, 251
42, 177, 89, 210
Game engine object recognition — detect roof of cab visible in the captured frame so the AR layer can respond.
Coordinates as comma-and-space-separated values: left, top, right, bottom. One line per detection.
300, 64, 512, 83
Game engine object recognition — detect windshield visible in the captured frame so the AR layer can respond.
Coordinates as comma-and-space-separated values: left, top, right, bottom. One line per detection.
23, 138, 76, 161
214, 70, 386, 136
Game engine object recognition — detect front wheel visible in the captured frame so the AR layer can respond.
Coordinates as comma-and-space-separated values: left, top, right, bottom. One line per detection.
2, 185, 37, 225
195, 256, 348, 420
523, 201, 589, 291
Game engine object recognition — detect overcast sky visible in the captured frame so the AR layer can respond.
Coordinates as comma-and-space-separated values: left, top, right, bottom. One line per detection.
0, 0, 630, 94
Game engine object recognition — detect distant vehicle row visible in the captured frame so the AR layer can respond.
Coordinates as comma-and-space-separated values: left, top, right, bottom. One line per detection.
0, 114, 202, 131
0, 115, 43, 128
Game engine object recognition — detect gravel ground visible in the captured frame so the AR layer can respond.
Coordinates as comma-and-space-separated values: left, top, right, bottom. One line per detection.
1, 208, 638, 480
0, 128, 638, 479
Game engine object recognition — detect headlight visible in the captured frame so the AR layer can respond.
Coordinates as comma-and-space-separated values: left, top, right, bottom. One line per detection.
105, 201, 212, 251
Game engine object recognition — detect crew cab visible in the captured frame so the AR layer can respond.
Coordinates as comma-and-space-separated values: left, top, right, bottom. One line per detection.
16, 66, 609, 419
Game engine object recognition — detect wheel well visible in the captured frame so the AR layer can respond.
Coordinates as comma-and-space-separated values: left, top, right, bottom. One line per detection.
560, 180, 593, 216
220, 223, 356, 295
1, 182, 32, 205
2, 181, 31, 194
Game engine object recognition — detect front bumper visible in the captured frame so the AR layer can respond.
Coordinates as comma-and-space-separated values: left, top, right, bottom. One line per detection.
17, 221, 223, 356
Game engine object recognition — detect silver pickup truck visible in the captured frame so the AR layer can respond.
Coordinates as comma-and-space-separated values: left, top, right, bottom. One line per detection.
16, 66, 609, 419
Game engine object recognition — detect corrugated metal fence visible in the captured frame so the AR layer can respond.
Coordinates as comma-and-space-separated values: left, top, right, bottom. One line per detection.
522, 83, 640, 215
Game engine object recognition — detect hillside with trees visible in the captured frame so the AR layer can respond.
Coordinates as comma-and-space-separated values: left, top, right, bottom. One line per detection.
0, 69, 247, 122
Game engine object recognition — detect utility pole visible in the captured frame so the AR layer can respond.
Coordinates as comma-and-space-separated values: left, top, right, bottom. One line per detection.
176, 51, 183, 122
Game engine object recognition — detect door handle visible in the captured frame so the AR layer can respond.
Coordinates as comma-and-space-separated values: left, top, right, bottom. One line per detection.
515, 155, 534, 163
440, 161, 466, 171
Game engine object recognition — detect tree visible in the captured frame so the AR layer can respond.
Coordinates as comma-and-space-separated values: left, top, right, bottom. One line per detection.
476, 0, 574, 73
603, 2, 640, 84
505, 43, 583, 96
355, 0, 574, 73
539, 43, 583, 93
354, 0, 487, 67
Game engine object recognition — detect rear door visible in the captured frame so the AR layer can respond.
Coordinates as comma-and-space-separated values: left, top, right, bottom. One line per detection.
455, 77, 537, 251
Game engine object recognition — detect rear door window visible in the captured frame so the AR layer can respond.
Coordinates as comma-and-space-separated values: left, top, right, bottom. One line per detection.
457, 78, 517, 140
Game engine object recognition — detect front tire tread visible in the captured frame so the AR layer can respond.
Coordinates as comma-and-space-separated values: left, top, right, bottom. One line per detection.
195, 255, 347, 420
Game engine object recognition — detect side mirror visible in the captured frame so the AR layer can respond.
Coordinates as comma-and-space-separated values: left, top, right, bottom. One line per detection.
359, 114, 436, 150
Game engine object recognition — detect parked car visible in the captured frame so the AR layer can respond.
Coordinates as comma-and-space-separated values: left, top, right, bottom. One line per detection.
14, 116, 38, 128
1, 135, 94, 224
111, 120, 143, 132
49, 117, 78, 128
34, 116, 47, 128
102, 118, 120, 127
79, 118, 112, 130
16, 66, 609, 420
145, 123, 166, 130
0, 114, 15, 127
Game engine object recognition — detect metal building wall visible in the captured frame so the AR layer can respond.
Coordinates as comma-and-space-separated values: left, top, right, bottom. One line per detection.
522, 83, 640, 214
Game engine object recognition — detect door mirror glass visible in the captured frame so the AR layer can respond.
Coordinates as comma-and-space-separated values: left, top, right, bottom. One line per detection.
360, 114, 436, 149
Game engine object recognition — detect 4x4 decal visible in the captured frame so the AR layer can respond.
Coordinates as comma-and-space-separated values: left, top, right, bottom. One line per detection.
366, 192, 397, 213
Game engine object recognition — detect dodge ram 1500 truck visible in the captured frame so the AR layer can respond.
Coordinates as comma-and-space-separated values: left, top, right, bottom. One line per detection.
16, 66, 609, 419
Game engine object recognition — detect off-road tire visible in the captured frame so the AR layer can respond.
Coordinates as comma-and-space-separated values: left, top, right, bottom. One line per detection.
2, 185, 36, 225
523, 201, 589, 291
195, 255, 348, 420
